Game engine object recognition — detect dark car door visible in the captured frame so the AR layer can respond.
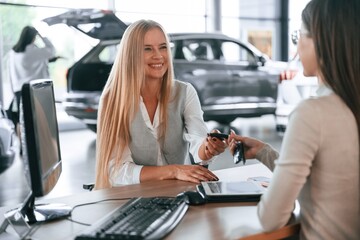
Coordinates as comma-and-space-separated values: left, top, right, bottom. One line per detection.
219, 40, 278, 116
171, 38, 233, 120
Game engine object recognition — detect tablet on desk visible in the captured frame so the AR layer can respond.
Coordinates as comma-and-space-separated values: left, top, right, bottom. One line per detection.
197, 181, 266, 203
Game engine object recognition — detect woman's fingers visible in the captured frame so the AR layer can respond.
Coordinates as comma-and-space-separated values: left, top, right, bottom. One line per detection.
191, 166, 218, 181
206, 136, 227, 155
175, 165, 218, 183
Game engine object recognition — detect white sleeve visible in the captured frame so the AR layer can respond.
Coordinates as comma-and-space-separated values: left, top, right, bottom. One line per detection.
109, 146, 143, 185
183, 83, 216, 164
27, 38, 56, 61
42, 37, 56, 56
257, 100, 319, 231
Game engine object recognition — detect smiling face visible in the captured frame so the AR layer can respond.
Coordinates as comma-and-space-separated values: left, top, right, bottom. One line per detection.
143, 27, 169, 82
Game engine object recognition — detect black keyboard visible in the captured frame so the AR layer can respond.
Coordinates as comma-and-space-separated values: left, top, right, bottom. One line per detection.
75, 196, 189, 240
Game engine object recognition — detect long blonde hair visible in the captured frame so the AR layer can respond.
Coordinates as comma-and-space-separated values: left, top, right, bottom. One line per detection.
95, 20, 175, 189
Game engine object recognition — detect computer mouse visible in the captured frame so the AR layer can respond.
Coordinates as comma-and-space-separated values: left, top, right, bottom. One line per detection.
177, 191, 206, 205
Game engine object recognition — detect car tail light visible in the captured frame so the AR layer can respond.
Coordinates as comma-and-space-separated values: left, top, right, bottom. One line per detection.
84, 107, 96, 113
101, 10, 114, 14
279, 69, 298, 83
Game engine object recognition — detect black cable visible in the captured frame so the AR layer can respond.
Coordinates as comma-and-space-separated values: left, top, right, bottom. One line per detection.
66, 196, 177, 226
65, 218, 91, 226
66, 197, 133, 226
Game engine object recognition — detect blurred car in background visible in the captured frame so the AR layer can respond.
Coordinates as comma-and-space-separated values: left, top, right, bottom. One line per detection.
0, 104, 16, 174
44, 9, 284, 132
170, 33, 283, 124
275, 60, 318, 133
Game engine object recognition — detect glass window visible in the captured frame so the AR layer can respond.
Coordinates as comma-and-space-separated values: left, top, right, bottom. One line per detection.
98, 44, 118, 63
179, 39, 218, 62
115, 0, 206, 32
288, 0, 312, 59
221, 41, 256, 64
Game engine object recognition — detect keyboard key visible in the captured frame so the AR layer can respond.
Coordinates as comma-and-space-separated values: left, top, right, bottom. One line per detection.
75, 197, 188, 240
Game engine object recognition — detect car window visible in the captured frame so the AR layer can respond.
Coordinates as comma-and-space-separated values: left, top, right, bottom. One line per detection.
220, 41, 257, 65
85, 43, 119, 64
98, 44, 118, 63
175, 39, 219, 62
170, 42, 176, 58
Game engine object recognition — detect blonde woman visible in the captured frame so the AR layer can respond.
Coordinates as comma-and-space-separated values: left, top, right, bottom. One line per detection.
95, 20, 227, 189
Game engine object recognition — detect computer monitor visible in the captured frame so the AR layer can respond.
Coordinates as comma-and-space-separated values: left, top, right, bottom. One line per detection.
6, 79, 72, 226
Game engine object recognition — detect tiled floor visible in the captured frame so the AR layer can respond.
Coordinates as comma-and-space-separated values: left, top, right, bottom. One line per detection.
0, 114, 283, 208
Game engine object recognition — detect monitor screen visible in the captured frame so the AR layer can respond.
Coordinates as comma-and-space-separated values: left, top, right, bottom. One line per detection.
20, 79, 62, 197
5, 79, 72, 226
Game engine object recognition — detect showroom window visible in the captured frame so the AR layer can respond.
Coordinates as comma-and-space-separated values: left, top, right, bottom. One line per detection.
0, 0, 310, 106
114, 0, 207, 33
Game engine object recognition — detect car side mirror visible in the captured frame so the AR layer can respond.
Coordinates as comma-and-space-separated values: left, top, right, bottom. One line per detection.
258, 56, 267, 67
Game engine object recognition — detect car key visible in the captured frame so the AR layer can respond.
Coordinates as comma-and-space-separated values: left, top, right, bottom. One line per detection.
234, 142, 246, 165
208, 132, 228, 140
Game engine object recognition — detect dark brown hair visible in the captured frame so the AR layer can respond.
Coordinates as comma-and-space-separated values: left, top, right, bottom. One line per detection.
12, 26, 38, 53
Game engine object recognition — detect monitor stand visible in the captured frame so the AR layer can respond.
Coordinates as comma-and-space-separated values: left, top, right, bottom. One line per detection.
1, 192, 72, 239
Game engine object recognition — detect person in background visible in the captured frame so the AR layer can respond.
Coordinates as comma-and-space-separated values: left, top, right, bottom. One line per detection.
8, 25, 56, 135
229, 0, 359, 239
95, 19, 227, 189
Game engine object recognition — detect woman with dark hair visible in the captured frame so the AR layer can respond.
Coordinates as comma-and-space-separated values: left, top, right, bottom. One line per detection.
12, 26, 38, 52
8, 26, 56, 134
229, 0, 359, 239
95, 20, 227, 189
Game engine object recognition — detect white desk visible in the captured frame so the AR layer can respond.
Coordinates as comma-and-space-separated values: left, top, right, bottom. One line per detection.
214, 162, 273, 181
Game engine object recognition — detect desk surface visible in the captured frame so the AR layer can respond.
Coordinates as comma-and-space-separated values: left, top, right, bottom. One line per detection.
0, 164, 299, 240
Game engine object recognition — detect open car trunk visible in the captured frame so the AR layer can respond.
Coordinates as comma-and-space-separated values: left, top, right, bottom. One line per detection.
43, 9, 128, 40
43, 9, 127, 92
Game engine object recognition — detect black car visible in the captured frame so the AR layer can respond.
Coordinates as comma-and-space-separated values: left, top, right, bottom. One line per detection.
44, 9, 282, 132
0, 104, 16, 174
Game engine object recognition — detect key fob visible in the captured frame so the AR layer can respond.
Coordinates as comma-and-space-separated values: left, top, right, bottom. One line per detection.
233, 142, 246, 164
208, 132, 228, 140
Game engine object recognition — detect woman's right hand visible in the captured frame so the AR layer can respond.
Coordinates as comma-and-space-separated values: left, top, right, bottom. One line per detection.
228, 130, 265, 159
170, 165, 219, 184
